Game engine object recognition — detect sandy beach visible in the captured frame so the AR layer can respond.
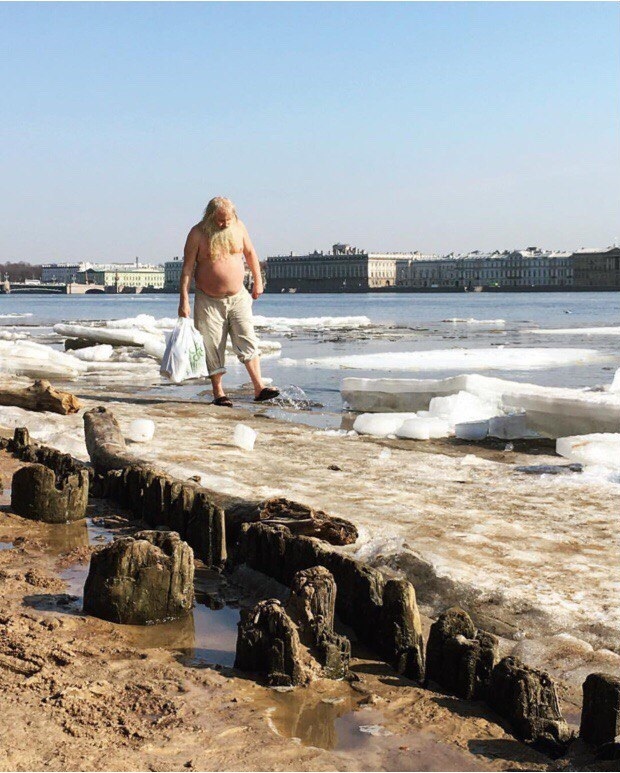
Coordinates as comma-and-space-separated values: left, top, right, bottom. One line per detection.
0, 443, 603, 773
0, 380, 617, 770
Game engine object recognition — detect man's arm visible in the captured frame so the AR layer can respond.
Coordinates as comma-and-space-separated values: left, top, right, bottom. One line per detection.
241, 221, 263, 300
178, 227, 200, 317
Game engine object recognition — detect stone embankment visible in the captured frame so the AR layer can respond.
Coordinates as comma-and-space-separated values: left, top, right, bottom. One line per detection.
2, 412, 619, 762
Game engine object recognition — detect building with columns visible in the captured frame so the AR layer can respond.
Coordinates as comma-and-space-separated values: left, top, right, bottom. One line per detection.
266, 244, 436, 292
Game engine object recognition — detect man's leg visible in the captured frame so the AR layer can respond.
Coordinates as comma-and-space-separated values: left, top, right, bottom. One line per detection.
244, 356, 265, 399
228, 289, 278, 400
210, 372, 226, 399
194, 291, 229, 401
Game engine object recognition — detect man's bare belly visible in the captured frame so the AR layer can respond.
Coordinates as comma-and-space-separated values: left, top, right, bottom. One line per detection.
195, 253, 246, 298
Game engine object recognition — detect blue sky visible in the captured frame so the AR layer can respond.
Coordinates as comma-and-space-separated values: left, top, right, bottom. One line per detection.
1, 2, 618, 262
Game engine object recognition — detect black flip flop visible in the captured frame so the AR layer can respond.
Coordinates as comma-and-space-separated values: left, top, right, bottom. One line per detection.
254, 387, 280, 402
212, 396, 233, 407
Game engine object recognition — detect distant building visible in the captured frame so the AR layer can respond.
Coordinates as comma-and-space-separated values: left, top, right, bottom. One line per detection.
42, 259, 164, 290
266, 244, 435, 292
164, 257, 189, 292
41, 262, 90, 283
76, 265, 164, 291
399, 248, 573, 289
572, 247, 620, 288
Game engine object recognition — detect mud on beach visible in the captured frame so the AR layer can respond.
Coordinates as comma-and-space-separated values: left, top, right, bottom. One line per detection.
0, 453, 551, 773
0, 394, 616, 771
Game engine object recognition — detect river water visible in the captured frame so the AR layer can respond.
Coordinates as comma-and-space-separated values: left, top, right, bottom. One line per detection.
1, 291, 619, 424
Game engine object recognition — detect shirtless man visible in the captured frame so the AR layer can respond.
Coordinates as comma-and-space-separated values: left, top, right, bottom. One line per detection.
178, 197, 279, 406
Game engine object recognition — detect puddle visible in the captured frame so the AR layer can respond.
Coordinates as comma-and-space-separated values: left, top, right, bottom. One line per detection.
124, 603, 240, 667
0, 541, 13, 550
263, 683, 361, 749
53, 518, 114, 553
263, 695, 481, 769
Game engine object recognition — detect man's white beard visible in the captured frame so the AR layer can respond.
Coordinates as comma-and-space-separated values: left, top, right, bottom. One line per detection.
209, 222, 240, 261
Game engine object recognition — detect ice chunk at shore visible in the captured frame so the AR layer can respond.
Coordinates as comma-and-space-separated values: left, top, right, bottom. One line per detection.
343, 374, 620, 438
0, 339, 164, 382
488, 413, 534, 440
71, 344, 114, 362
455, 420, 489, 441
0, 330, 28, 340
396, 416, 450, 440
233, 424, 257, 451
610, 369, 620, 393
455, 413, 537, 441
429, 391, 499, 424
556, 434, 620, 469
53, 322, 279, 364
353, 413, 416, 438
0, 340, 87, 380
54, 322, 160, 349
127, 419, 155, 442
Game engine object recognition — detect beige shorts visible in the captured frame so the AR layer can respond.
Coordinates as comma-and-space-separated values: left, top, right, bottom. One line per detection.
193, 287, 260, 377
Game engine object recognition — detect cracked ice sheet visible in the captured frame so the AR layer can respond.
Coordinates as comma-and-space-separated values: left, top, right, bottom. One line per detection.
2, 394, 619, 684
295, 347, 609, 371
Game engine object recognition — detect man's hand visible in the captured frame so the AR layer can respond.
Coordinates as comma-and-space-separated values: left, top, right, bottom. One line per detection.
251, 282, 263, 300
178, 298, 191, 318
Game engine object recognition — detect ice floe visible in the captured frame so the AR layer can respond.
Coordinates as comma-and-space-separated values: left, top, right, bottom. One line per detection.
532, 326, 620, 335
556, 433, 620, 469
427, 390, 499, 424
353, 391, 505, 440
0, 339, 163, 383
0, 330, 28, 340
343, 374, 620, 438
54, 322, 161, 349
0, 405, 88, 459
352, 413, 417, 437
443, 318, 505, 325
70, 344, 114, 361
252, 315, 371, 333
306, 347, 606, 372
53, 320, 280, 365
0, 340, 87, 380
397, 416, 451, 440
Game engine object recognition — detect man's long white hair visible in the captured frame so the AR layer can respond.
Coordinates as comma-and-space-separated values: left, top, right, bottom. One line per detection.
200, 197, 240, 261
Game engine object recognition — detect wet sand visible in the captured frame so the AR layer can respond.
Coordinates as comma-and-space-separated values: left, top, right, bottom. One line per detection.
0, 452, 580, 772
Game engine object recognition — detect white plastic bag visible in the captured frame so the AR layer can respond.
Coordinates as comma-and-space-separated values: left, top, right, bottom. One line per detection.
160, 317, 208, 383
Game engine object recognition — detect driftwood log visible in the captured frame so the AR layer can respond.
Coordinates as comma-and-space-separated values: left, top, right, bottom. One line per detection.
0, 379, 80, 415
83, 406, 358, 547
